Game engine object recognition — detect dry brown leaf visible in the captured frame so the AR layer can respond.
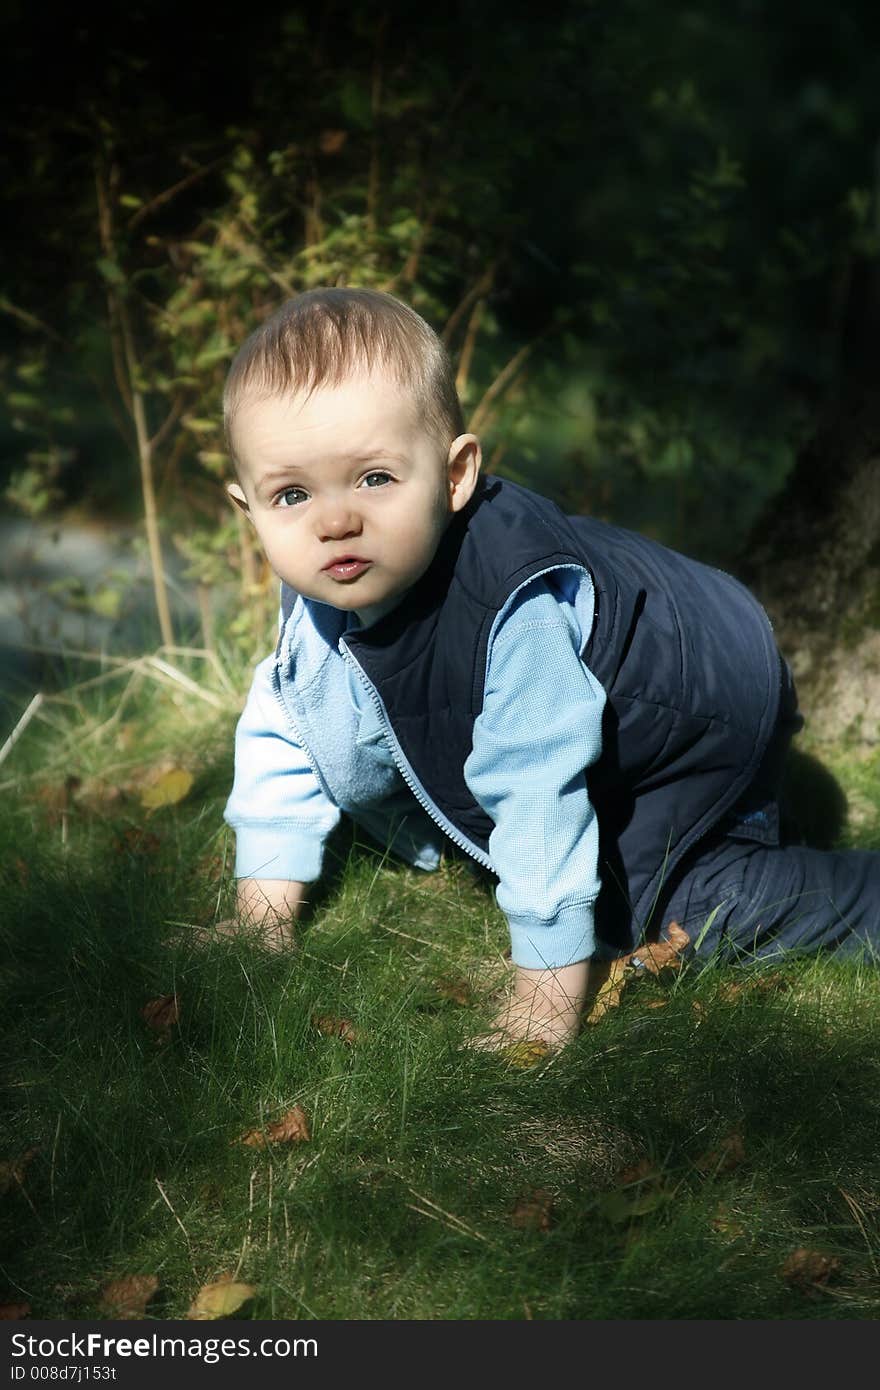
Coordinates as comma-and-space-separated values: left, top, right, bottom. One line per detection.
434, 977, 474, 1006
0, 1148, 39, 1196
584, 958, 629, 1024
0, 1302, 30, 1319
511, 1189, 554, 1232
117, 827, 162, 856
499, 1039, 552, 1068
187, 1275, 256, 1320
630, 921, 691, 975
643, 999, 669, 1010
751, 971, 790, 994
711, 1206, 746, 1241
780, 1247, 842, 1289
312, 1013, 359, 1043
99, 1274, 159, 1319
141, 994, 180, 1039
238, 1104, 311, 1148
695, 1130, 746, 1175
617, 1157, 661, 1186
139, 766, 194, 811
665, 920, 690, 952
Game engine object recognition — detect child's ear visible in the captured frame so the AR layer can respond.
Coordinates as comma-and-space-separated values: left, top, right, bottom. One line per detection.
226, 482, 252, 520
446, 434, 482, 514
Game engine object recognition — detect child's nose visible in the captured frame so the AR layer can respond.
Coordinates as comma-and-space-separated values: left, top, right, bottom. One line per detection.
314, 497, 362, 540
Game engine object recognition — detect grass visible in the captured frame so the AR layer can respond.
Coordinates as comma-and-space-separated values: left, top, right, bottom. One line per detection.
1, 652, 880, 1321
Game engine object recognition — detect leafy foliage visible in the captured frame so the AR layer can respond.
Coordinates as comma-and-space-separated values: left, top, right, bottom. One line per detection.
2, 0, 879, 642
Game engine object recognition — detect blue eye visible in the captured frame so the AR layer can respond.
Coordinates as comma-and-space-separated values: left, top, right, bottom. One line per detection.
361, 471, 392, 489
276, 487, 309, 507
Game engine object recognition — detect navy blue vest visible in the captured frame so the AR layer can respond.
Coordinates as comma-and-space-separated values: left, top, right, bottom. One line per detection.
295, 476, 783, 953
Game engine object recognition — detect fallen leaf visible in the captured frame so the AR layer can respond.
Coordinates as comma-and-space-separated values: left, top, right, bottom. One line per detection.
238, 1104, 311, 1148
0, 1148, 39, 1196
695, 1131, 746, 1175
691, 1000, 707, 1019
751, 970, 790, 994
584, 958, 629, 1024
711, 1206, 745, 1240
434, 977, 474, 1006
141, 994, 180, 1039
617, 1157, 661, 1186
599, 1186, 672, 1223
511, 1189, 554, 1231
116, 827, 162, 856
601, 1157, 671, 1223
139, 767, 194, 810
0, 1302, 30, 1319
499, 1039, 552, 1068
187, 1275, 256, 1320
718, 981, 744, 1002
780, 1247, 841, 1289
99, 1274, 159, 1319
719, 972, 789, 1001
643, 999, 668, 1010
629, 921, 691, 975
312, 1013, 359, 1043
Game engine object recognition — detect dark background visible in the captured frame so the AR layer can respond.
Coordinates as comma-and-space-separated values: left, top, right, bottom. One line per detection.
2, 0, 879, 698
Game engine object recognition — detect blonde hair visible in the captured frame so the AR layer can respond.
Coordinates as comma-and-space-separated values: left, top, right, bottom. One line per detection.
224, 287, 464, 455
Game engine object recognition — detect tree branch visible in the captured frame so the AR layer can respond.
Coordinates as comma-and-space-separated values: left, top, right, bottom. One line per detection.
0, 297, 66, 343
468, 327, 553, 436
127, 156, 227, 231
149, 393, 186, 453
442, 262, 497, 347
95, 163, 134, 416
455, 295, 487, 400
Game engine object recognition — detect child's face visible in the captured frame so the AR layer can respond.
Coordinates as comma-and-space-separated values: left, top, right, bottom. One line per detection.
227, 371, 480, 626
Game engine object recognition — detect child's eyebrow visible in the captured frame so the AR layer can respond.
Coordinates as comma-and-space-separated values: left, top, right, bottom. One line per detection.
260, 451, 406, 483
351, 450, 407, 464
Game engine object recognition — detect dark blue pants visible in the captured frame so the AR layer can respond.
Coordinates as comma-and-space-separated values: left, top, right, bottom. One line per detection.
663, 835, 880, 964
661, 659, 880, 964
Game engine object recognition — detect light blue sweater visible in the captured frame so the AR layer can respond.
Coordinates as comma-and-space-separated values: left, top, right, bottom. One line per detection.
224, 569, 606, 968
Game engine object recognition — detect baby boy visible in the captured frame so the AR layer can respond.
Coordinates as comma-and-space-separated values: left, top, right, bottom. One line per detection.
223, 287, 880, 1047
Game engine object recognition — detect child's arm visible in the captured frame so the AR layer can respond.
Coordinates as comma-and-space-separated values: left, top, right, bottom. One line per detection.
494, 961, 589, 1047
235, 877, 310, 948
464, 576, 604, 1047
223, 655, 341, 943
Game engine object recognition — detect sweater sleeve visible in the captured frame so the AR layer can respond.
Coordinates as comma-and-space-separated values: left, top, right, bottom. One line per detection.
462, 576, 605, 969
224, 654, 341, 882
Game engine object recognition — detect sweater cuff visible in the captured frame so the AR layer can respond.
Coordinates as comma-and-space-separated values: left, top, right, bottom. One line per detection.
233, 823, 327, 883
507, 904, 596, 970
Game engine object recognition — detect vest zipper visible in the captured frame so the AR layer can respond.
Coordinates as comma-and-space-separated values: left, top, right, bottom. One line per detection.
269, 657, 339, 808
338, 638, 495, 872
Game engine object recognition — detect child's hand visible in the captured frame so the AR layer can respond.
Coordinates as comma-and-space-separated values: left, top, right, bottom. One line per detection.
197, 916, 297, 952
471, 961, 589, 1052
190, 879, 308, 952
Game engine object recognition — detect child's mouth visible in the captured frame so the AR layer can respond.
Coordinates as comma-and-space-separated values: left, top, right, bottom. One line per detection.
323, 557, 371, 581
